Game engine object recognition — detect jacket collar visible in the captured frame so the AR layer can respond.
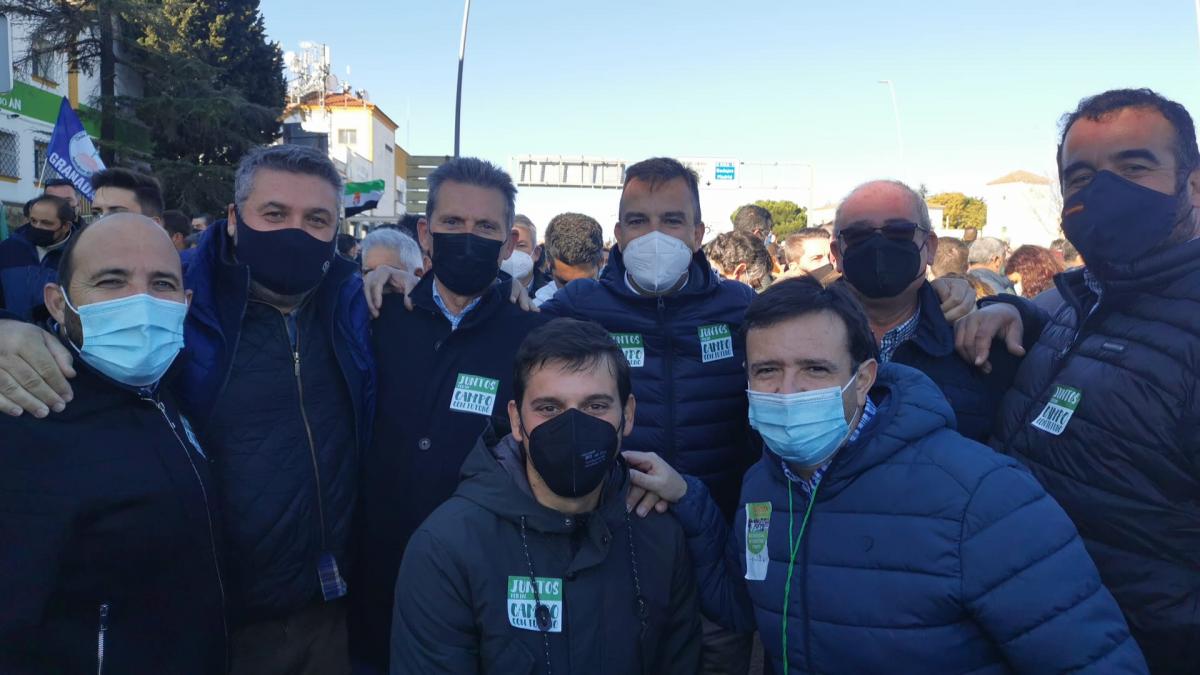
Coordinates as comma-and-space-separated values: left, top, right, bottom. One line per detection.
599, 242, 724, 301
409, 272, 513, 331
1058, 237, 1200, 305
905, 282, 956, 358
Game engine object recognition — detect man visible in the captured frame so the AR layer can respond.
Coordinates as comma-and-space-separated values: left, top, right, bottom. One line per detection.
1050, 237, 1085, 269
828, 180, 1016, 442
361, 227, 424, 277
626, 276, 1146, 674
43, 178, 84, 227
0, 145, 374, 674
781, 228, 834, 281
355, 157, 549, 671
162, 209, 193, 251
967, 236, 1015, 294
192, 213, 212, 233
511, 213, 549, 293
956, 88, 1200, 673
704, 230, 774, 291
0, 214, 226, 674
90, 167, 165, 223
731, 203, 772, 241
539, 157, 759, 673
0, 195, 76, 320
931, 235, 969, 278
532, 211, 605, 307
391, 318, 701, 674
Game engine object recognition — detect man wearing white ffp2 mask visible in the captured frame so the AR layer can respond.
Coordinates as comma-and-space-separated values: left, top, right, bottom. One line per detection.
537, 157, 759, 674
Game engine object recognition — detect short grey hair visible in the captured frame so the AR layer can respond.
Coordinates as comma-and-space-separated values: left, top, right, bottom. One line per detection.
968, 237, 1009, 265
834, 180, 931, 233
513, 214, 537, 244
362, 227, 423, 272
425, 157, 517, 229
234, 144, 344, 212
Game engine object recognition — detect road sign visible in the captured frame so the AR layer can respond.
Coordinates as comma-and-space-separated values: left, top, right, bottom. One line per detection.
715, 162, 736, 181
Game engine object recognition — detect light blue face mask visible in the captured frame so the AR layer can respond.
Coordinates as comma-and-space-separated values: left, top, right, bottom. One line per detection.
62, 291, 188, 387
747, 372, 858, 468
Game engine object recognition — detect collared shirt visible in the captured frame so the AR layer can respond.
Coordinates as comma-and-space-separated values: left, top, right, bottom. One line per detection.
878, 304, 921, 364
782, 396, 878, 497
431, 280, 482, 331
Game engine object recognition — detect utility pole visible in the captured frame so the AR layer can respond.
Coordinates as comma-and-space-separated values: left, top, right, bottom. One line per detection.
453, 0, 472, 157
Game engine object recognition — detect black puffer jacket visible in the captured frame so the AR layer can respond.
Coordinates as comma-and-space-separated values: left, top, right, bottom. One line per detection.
989, 238, 1200, 674
391, 434, 701, 675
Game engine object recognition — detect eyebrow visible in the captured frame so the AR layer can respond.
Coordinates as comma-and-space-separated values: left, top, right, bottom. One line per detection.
151, 270, 182, 285
1112, 148, 1161, 165
87, 268, 130, 282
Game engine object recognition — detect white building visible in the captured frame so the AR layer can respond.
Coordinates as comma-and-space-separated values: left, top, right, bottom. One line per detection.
509, 155, 815, 244
980, 170, 1062, 248
0, 18, 142, 236
283, 91, 402, 223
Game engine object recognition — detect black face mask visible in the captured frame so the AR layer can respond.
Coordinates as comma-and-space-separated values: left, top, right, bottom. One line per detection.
235, 211, 335, 296
841, 235, 924, 299
431, 232, 504, 295
28, 225, 64, 248
524, 408, 622, 499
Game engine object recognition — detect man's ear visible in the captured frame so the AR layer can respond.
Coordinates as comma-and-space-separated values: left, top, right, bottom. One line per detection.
854, 359, 878, 407
692, 221, 707, 251
622, 395, 636, 438
44, 282, 67, 325
226, 203, 237, 238
1189, 167, 1200, 209
417, 217, 432, 254
508, 400, 524, 443
829, 238, 845, 273
733, 262, 749, 280
500, 231, 516, 262
613, 222, 625, 251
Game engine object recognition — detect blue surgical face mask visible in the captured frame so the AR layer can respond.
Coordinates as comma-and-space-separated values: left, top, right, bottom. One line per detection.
747, 372, 859, 468
62, 291, 188, 387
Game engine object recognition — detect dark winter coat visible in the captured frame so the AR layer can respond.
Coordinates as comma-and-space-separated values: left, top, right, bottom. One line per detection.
676, 363, 1146, 674
391, 434, 701, 675
0, 224, 75, 321
0, 337, 227, 674
540, 245, 758, 520
989, 238, 1200, 674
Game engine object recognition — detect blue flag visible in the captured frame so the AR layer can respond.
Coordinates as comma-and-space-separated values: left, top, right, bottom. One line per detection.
46, 97, 105, 201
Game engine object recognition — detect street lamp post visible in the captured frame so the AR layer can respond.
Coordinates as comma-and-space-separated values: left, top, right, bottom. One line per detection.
878, 79, 906, 181
453, 0, 472, 157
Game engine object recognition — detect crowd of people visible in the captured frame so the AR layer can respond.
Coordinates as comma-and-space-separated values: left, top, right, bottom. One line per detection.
0, 85, 1196, 675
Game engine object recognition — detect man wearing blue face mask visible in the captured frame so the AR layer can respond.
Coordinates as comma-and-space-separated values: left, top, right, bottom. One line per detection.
956, 88, 1200, 674
0, 214, 227, 674
627, 275, 1147, 674
0, 146, 375, 675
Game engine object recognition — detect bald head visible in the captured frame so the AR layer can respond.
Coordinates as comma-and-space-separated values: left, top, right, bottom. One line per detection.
833, 180, 931, 236
46, 213, 189, 343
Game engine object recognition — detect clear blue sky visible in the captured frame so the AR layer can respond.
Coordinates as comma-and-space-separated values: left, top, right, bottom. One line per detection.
258, 0, 1200, 203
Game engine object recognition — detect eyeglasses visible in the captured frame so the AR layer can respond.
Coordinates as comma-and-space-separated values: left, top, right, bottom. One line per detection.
837, 221, 923, 248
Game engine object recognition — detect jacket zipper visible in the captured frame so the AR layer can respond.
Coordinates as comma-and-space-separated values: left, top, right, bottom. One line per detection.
656, 297, 677, 462
143, 397, 229, 668
289, 317, 328, 549
96, 602, 109, 675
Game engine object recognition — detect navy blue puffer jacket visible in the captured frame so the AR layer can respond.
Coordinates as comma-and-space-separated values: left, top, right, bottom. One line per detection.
675, 363, 1146, 674
541, 245, 757, 519
989, 238, 1200, 674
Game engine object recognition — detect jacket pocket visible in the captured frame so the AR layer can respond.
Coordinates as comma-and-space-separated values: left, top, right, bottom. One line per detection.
97, 602, 110, 675
487, 639, 536, 675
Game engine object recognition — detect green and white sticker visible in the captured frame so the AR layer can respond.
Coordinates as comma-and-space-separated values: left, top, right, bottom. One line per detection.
1031, 385, 1082, 436
699, 323, 734, 363
611, 333, 645, 368
744, 502, 772, 581
449, 373, 500, 416
507, 576, 563, 633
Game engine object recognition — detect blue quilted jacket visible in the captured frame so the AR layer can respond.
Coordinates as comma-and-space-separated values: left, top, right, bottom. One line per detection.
674, 363, 1147, 674
541, 245, 757, 519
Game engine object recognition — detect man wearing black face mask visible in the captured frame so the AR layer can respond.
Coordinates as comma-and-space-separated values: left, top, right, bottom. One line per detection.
828, 180, 1017, 441
956, 88, 1200, 674
353, 157, 550, 672
391, 318, 700, 675
0, 195, 77, 320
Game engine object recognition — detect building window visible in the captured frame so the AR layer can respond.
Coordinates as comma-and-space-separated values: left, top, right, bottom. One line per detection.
30, 40, 58, 84
33, 139, 48, 181
337, 128, 357, 144
0, 131, 21, 179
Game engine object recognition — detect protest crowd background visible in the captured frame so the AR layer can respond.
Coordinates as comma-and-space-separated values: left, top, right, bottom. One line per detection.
0, 2, 1198, 675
